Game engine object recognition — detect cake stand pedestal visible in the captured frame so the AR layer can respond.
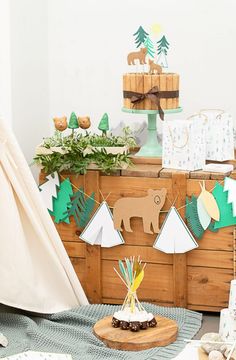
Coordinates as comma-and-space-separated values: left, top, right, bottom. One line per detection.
122, 107, 182, 157
93, 315, 178, 351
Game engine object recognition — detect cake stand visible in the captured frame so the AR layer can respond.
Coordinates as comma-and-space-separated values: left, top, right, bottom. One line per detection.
122, 107, 182, 157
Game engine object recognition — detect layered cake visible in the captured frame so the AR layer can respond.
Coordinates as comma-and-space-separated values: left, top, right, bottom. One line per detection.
123, 73, 179, 111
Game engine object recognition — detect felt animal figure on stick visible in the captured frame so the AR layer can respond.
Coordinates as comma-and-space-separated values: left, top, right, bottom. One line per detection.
53, 116, 68, 132
78, 116, 91, 130
149, 59, 162, 74
68, 112, 79, 137
127, 47, 147, 65
113, 188, 167, 234
98, 113, 109, 136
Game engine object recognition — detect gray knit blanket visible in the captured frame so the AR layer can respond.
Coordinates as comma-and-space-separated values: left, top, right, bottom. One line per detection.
0, 303, 202, 360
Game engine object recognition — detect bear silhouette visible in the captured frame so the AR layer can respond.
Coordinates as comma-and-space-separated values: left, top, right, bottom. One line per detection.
113, 188, 167, 234
149, 59, 162, 74
127, 47, 147, 65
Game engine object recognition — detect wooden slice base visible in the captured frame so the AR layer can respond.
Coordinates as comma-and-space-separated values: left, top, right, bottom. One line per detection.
93, 315, 178, 351
198, 348, 208, 359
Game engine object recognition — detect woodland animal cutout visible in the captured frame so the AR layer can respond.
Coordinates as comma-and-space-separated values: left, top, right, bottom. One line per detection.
78, 116, 91, 130
127, 47, 147, 65
148, 59, 162, 74
113, 188, 167, 234
53, 116, 68, 131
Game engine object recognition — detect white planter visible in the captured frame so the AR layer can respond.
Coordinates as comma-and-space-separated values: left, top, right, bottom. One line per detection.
83, 146, 129, 156
35, 145, 68, 155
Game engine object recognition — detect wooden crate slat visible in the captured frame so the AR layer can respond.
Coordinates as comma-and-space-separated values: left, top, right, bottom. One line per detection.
187, 249, 233, 269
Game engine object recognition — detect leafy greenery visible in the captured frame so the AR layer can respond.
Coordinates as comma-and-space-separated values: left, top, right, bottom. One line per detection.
33, 127, 136, 175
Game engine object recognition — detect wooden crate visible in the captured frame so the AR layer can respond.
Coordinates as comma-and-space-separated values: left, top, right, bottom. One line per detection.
39, 165, 236, 312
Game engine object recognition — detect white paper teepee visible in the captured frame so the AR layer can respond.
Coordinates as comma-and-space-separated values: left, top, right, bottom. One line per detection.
80, 201, 124, 247
39, 172, 59, 211
153, 206, 198, 253
0, 119, 88, 313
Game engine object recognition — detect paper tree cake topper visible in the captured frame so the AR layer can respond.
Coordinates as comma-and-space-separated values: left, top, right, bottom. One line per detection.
153, 207, 198, 253
224, 177, 236, 217
127, 25, 170, 70
113, 189, 167, 234
80, 201, 124, 247
112, 257, 157, 332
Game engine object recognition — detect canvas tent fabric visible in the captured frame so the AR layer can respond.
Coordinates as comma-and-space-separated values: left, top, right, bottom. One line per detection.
0, 119, 88, 313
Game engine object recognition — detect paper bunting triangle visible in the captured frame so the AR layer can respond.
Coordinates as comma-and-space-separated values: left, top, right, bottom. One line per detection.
153, 206, 198, 253
80, 202, 124, 248
197, 196, 211, 230
214, 181, 236, 229
49, 178, 73, 224
198, 182, 220, 221
224, 177, 236, 217
185, 196, 204, 239
39, 172, 60, 211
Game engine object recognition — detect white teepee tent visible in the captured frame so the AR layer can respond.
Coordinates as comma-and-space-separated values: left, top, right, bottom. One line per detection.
0, 119, 88, 313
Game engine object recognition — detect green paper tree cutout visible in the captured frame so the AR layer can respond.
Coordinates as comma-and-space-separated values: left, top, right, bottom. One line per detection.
144, 36, 155, 58
68, 112, 79, 137
213, 182, 236, 229
65, 188, 95, 228
157, 35, 170, 68
133, 26, 149, 48
185, 195, 204, 239
98, 113, 109, 136
49, 178, 73, 224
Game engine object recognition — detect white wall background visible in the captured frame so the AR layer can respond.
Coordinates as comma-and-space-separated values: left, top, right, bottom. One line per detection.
0, 0, 236, 162
48, 0, 236, 134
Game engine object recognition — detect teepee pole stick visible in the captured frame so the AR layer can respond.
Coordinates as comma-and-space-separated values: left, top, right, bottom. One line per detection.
113, 268, 129, 289
226, 340, 236, 360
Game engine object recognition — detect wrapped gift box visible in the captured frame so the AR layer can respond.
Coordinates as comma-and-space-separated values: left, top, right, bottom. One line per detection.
200, 110, 234, 161
162, 115, 206, 171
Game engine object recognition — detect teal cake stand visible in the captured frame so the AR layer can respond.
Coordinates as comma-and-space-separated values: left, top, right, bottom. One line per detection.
122, 107, 183, 157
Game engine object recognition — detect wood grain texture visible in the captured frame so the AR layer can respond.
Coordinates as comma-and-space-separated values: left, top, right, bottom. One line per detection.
93, 315, 178, 351
84, 171, 102, 303
121, 164, 162, 178
172, 173, 188, 308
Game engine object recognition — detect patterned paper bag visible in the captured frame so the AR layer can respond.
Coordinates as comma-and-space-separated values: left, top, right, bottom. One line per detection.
162, 115, 206, 171
200, 109, 234, 161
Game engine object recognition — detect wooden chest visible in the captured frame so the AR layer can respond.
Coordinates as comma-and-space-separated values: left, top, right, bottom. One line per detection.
39, 163, 236, 312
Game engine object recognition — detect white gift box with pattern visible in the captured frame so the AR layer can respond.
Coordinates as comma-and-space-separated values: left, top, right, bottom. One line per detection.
200, 109, 234, 161
162, 116, 206, 171
219, 280, 236, 341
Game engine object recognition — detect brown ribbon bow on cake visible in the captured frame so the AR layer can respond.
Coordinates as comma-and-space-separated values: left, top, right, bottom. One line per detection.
130, 86, 164, 120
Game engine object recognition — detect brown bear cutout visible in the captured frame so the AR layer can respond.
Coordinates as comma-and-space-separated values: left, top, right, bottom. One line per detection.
127, 47, 147, 65
149, 59, 162, 74
78, 116, 91, 129
113, 188, 167, 234
53, 116, 68, 132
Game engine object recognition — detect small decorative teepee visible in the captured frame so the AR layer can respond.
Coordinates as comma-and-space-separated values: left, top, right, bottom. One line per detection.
114, 257, 146, 313
80, 201, 124, 247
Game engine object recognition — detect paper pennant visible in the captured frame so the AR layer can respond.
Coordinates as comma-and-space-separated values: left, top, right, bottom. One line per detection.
224, 177, 236, 217
80, 202, 124, 248
153, 206, 198, 253
185, 196, 204, 239
65, 188, 95, 228
214, 181, 236, 229
198, 182, 220, 221
197, 196, 211, 230
39, 172, 60, 211
49, 178, 73, 224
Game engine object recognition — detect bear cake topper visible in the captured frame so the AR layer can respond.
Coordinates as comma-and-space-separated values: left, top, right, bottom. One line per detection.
127, 24, 170, 71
